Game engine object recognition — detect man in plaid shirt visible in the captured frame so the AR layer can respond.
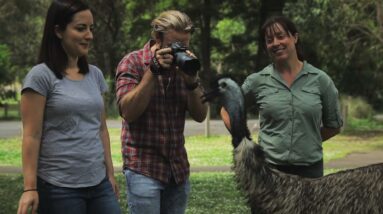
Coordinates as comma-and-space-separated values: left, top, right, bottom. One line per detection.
115, 10, 208, 214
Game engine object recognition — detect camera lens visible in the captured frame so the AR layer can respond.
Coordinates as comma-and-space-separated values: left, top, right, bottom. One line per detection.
174, 52, 200, 76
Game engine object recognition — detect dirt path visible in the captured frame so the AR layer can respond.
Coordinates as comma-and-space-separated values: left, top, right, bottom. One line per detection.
325, 150, 383, 168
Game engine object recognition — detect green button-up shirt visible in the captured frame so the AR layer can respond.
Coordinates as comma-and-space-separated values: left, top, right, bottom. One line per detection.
242, 61, 343, 165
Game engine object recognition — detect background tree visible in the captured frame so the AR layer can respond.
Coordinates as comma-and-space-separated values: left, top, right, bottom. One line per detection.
284, 0, 383, 109
0, 0, 48, 102
1, 0, 383, 117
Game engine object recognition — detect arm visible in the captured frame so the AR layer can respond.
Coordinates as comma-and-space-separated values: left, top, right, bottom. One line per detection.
17, 90, 45, 214
185, 78, 208, 122
119, 69, 157, 122
180, 50, 207, 122
321, 126, 341, 142
99, 109, 119, 198
320, 75, 343, 142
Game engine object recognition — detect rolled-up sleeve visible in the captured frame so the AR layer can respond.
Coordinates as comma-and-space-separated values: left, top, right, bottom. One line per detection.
321, 77, 343, 128
115, 54, 141, 105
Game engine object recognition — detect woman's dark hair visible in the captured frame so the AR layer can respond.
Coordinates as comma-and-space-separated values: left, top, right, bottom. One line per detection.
38, 0, 90, 79
260, 15, 305, 61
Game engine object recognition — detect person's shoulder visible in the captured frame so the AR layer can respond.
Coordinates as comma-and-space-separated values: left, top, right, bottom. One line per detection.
88, 64, 103, 74
88, 64, 106, 80
120, 42, 149, 63
27, 63, 55, 79
258, 64, 274, 75
245, 64, 273, 81
304, 62, 327, 75
117, 48, 144, 69
304, 62, 332, 80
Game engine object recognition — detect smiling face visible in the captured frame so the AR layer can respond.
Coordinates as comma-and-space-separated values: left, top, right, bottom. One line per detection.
264, 23, 298, 63
55, 9, 94, 59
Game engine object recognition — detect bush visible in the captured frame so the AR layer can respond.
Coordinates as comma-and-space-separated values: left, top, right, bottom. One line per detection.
341, 95, 374, 120
340, 95, 383, 131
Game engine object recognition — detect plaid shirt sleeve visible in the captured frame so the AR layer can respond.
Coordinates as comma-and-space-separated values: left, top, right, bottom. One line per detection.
115, 53, 142, 113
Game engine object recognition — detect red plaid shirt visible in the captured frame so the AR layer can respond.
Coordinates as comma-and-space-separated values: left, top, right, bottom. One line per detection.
115, 40, 190, 184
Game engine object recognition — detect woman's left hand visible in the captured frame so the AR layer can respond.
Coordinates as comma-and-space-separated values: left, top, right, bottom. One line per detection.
108, 175, 120, 199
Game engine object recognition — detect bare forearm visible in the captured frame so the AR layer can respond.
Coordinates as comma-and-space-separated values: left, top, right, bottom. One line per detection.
101, 129, 114, 176
22, 136, 40, 189
321, 127, 341, 142
120, 70, 156, 122
187, 87, 208, 122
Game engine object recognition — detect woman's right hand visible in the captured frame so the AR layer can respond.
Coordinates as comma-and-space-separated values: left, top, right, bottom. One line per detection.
17, 191, 39, 214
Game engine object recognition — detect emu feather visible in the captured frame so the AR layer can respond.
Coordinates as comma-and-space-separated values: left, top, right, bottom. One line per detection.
202, 77, 383, 214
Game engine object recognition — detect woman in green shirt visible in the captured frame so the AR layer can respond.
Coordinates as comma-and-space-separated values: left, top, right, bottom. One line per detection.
223, 15, 343, 178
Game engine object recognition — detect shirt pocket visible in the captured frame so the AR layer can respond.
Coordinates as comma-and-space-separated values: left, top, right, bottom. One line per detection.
256, 88, 280, 110
257, 88, 279, 100
301, 87, 321, 106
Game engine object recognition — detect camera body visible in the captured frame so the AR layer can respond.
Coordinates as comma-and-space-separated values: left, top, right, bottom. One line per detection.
170, 42, 200, 76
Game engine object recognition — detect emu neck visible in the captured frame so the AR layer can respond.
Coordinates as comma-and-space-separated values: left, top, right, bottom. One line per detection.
227, 104, 249, 148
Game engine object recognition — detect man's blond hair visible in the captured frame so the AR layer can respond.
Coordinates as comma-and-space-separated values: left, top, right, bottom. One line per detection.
151, 10, 194, 39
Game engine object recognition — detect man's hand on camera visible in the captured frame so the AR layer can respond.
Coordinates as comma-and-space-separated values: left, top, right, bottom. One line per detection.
155, 48, 173, 70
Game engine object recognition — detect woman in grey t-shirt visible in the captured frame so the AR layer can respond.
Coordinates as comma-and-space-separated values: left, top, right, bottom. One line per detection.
17, 1, 120, 214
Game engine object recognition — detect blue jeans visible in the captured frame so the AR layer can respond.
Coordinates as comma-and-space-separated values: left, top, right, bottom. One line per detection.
124, 169, 190, 214
37, 176, 121, 214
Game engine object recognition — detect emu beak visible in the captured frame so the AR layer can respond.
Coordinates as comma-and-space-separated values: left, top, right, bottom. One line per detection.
201, 88, 221, 103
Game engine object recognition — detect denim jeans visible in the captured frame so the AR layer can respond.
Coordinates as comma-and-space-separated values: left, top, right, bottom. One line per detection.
124, 169, 190, 214
37, 176, 121, 214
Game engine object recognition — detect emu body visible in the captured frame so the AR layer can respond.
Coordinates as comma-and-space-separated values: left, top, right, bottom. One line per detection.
235, 138, 383, 213
202, 77, 383, 214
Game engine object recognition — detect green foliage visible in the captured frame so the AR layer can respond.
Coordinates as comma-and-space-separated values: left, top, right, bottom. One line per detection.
284, 0, 383, 109
339, 95, 383, 131
0, 44, 11, 84
2, 0, 383, 113
341, 95, 374, 119
347, 118, 383, 131
212, 18, 246, 44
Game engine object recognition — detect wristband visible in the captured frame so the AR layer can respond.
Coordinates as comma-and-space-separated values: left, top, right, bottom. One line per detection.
150, 50, 163, 75
185, 81, 200, 91
23, 189, 38, 193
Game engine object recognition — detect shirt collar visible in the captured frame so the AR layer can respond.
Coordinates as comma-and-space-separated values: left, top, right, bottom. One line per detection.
261, 61, 318, 77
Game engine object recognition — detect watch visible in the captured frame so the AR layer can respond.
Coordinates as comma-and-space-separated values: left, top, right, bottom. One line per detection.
150, 55, 163, 75
186, 80, 200, 91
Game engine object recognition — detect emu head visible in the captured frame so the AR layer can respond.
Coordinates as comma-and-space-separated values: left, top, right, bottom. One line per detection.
202, 77, 251, 148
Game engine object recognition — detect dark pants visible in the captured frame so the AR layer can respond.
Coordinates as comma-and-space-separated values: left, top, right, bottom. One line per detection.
269, 159, 324, 178
37, 176, 121, 214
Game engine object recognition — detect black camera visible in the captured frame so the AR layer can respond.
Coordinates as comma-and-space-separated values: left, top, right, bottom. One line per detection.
170, 42, 200, 76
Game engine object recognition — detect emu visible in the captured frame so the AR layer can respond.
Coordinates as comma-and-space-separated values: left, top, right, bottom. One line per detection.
202, 77, 383, 214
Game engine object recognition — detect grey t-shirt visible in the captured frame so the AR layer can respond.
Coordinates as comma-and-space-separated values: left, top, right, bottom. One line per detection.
22, 63, 108, 188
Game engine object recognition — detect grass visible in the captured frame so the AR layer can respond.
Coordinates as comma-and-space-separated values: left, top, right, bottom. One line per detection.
2, 129, 383, 167
0, 173, 249, 214
0, 169, 346, 214
1, 128, 383, 213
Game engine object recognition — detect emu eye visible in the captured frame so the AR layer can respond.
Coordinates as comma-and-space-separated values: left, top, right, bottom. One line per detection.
220, 82, 227, 88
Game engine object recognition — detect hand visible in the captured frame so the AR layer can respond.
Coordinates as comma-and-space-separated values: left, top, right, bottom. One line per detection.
108, 175, 120, 199
17, 191, 39, 214
154, 47, 173, 70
